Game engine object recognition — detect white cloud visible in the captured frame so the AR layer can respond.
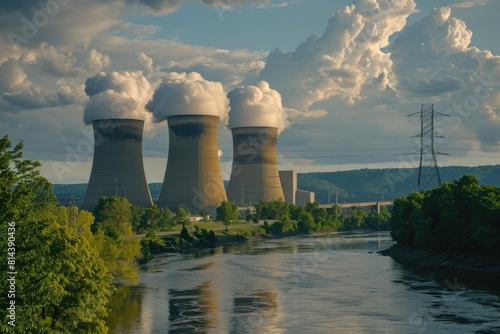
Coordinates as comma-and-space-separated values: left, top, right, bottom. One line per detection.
23, 42, 77, 75
138, 52, 154, 77
0, 58, 32, 93
84, 49, 111, 73
256, 0, 417, 110
389, 7, 500, 151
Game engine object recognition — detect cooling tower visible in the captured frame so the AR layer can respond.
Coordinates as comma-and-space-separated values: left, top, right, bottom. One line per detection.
82, 119, 153, 211
227, 127, 284, 205
158, 114, 227, 212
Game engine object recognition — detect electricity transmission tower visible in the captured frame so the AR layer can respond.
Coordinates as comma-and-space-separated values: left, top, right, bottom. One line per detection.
408, 104, 449, 192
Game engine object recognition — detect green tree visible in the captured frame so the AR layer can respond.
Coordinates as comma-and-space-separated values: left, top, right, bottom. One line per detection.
216, 201, 238, 231
297, 212, 314, 233
174, 207, 191, 228
92, 196, 142, 284
0, 135, 113, 333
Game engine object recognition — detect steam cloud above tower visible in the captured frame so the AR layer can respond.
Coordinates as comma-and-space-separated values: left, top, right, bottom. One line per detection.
83, 71, 153, 125
146, 72, 229, 122
227, 81, 290, 133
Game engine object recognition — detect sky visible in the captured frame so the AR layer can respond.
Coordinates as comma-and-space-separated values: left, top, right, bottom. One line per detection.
0, 0, 499, 184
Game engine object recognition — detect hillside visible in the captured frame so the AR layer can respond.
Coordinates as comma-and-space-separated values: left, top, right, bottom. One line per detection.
53, 165, 500, 207
302, 165, 500, 203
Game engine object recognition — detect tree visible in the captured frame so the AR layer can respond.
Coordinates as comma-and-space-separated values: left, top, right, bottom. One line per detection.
297, 212, 314, 233
216, 201, 238, 231
92, 196, 142, 284
174, 207, 191, 227
0, 135, 55, 224
0, 135, 113, 333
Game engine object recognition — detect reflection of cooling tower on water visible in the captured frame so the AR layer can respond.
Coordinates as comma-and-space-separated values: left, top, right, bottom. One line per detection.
227, 127, 284, 205
82, 119, 153, 211
158, 114, 227, 212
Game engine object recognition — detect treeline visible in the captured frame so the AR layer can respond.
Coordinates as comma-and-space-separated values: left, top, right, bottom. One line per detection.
250, 200, 391, 234
391, 175, 500, 256
0, 136, 144, 333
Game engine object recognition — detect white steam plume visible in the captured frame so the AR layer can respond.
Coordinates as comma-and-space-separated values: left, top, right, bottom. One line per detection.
83, 71, 153, 125
227, 81, 290, 133
146, 72, 229, 122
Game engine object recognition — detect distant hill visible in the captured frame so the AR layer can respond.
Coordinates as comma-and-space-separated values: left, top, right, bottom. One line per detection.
301, 165, 500, 204
53, 165, 500, 207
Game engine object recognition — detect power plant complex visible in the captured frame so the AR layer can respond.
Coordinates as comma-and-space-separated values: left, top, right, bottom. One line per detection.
157, 114, 227, 212
82, 118, 153, 211
81, 73, 314, 212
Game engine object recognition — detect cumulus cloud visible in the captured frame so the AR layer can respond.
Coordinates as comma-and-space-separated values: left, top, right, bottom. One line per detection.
146, 71, 229, 122
23, 42, 77, 75
227, 81, 290, 132
84, 49, 111, 73
389, 6, 500, 151
257, 0, 416, 110
83, 71, 154, 125
0, 58, 32, 93
138, 52, 154, 77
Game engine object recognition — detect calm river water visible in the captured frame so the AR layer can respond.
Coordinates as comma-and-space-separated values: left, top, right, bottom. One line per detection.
106, 232, 500, 334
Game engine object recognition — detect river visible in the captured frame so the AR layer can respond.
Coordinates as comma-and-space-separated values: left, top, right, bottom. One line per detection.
106, 232, 500, 333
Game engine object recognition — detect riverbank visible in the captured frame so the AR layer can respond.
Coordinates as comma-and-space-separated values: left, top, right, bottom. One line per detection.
380, 245, 500, 274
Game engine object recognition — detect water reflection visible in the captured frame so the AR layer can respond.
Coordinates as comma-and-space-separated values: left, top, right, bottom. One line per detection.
106, 232, 500, 334
106, 285, 143, 333
231, 291, 281, 334
168, 281, 218, 333
391, 261, 500, 333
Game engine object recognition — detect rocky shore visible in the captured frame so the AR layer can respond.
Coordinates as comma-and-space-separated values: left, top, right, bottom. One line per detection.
379, 245, 500, 274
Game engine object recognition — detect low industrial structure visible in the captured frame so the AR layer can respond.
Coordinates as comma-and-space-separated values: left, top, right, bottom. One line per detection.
279, 170, 315, 206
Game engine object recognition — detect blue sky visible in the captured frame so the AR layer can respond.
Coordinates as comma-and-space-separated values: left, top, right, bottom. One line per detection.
0, 0, 499, 184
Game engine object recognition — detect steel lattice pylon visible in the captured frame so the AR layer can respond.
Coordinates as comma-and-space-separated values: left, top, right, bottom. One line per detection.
408, 104, 449, 192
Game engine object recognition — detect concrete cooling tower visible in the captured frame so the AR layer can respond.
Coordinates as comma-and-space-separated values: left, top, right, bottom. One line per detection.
158, 114, 227, 212
227, 126, 284, 205
82, 119, 153, 211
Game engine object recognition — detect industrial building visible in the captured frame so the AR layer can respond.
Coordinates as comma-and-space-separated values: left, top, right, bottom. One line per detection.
279, 170, 315, 206
82, 118, 153, 211
227, 126, 285, 205
158, 114, 227, 213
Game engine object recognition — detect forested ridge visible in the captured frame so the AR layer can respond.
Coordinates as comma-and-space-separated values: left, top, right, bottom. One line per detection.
53, 165, 500, 206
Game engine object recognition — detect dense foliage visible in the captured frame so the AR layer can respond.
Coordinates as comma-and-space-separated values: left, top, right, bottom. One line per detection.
253, 200, 390, 234
390, 175, 500, 256
0, 136, 114, 333
0, 135, 149, 333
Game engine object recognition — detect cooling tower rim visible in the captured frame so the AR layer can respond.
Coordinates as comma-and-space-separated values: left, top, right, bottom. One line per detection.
91, 118, 145, 123
166, 114, 221, 119
230, 125, 279, 130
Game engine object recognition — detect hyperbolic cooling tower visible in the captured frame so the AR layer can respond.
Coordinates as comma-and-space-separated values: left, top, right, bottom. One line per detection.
158, 114, 227, 212
82, 118, 153, 211
227, 126, 284, 205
